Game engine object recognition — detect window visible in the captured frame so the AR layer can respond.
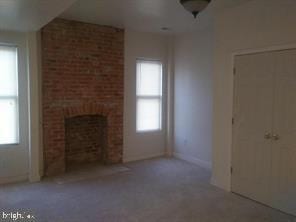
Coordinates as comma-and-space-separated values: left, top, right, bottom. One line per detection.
0, 45, 19, 145
136, 59, 163, 132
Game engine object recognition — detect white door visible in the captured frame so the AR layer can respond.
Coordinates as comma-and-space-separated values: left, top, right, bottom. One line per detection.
270, 49, 296, 215
232, 49, 296, 216
0, 35, 29, 184
232, 52, 274, 205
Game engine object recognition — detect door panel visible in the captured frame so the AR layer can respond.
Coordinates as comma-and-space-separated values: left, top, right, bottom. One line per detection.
232, 52, 274, 204
271, 49, 296, 215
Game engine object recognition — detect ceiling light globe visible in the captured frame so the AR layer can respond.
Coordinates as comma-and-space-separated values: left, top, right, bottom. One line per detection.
180, 0, 211, 18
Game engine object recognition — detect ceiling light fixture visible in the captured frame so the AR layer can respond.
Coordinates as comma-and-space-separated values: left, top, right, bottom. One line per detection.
161, 27, 171, 31
180, 0, 211, 18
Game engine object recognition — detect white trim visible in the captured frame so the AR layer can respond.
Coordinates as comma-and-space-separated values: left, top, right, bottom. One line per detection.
136, 59, 163, 133
210, 177, 231, 192
123, 152, 165, 163
174, 152, 212, 170
232, 43, 296, 57
230, 42, 296, 192
0, 31, 30, 184
165, 36, 175, 157
0, 175, 28, 185
27, 32, 42, 183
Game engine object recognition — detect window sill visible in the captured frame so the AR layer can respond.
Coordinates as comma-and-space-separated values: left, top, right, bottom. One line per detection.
136, 129, 162, 133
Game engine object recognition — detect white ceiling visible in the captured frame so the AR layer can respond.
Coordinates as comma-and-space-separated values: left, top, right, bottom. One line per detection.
61, 0, 251, 34
0, 0, 251, 33
0, 0, 77, 31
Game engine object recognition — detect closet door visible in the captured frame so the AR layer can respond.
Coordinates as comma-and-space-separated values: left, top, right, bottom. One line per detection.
232, 52, 274, 205
271, 49, 296, 216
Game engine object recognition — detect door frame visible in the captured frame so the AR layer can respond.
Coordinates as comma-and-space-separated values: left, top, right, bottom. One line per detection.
230, 43, 296, 191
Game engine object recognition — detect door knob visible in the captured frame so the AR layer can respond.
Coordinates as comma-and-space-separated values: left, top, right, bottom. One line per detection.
272, 134, 280, 141
264, 133, 272, 139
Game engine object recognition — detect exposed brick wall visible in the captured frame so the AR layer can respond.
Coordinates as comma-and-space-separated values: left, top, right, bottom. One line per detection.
42, 18, 124, 176
65, 115, 107, 167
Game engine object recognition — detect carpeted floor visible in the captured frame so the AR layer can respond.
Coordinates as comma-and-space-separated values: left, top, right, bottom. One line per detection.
0, 158, 295, 222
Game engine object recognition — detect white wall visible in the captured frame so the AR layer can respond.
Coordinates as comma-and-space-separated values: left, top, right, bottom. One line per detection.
123, 30, 169, 162
173, 27, 214, 170
212, 0, 296, 191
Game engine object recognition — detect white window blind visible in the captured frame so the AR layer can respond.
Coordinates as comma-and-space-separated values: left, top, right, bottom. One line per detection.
0, 45, 19, 144
136, 60, 162, 132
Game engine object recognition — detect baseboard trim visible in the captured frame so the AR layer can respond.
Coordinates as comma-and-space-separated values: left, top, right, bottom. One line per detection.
29, 173, 41, 183
123, 152, 165, 163
210, 177, 231, 192
174, 152, 212, 170
0, 175, 28, 185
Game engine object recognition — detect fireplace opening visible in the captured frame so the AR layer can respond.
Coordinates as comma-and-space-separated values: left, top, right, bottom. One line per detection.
65, 115, 107, 170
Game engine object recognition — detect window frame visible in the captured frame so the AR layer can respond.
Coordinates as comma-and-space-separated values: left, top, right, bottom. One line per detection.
0, 44, 20, 146
136, 59, 163, 133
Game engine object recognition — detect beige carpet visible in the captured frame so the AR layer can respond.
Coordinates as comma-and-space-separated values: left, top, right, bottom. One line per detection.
0, 158, 295, 222
53, 164, 130, 184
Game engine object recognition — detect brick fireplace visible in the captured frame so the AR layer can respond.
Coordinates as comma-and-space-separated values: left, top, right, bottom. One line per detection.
65, 115, 107, 167
41, 19, 124, 176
